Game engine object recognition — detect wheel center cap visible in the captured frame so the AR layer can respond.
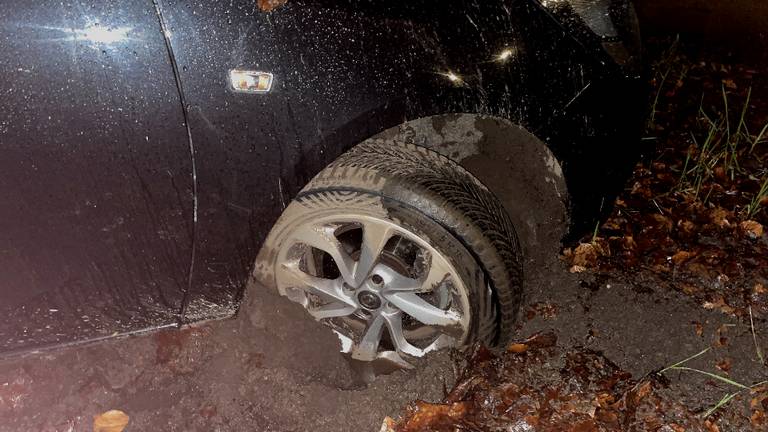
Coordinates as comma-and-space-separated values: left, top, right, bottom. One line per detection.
357, 291, 382, 310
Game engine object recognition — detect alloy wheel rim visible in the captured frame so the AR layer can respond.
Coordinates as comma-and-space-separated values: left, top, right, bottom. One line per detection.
274, 214, 471, 365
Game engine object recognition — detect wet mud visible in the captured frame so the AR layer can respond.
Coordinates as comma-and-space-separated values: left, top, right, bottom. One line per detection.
0, 286, 455, 431
2, 252, 766, 431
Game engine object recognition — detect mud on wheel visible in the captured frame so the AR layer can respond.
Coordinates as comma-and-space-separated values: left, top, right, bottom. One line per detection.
255, 139, 523, 366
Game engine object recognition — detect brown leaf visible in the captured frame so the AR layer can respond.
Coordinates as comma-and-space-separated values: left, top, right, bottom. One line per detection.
739, 220, 764, 239
716, 357, 732, 373
507, 343, 528, 353
710, 207, 731, 227
93, 410, 129, 432
634, 381, 653, 402
570, 265, 587, 273
379, 416, 396, 432
525, 302, 559, 320
571, 243, 598, 267
671, 250, 694, 265
403, 401, 470, 430
692, 321, 704, 337
677, 219, 697, 236
754, 283, 767, 295
722, 78, 738, 89
652, 213, 673, 232
714, 166, 727, 181
257, 0, 287, 12
703, 297, 736, 315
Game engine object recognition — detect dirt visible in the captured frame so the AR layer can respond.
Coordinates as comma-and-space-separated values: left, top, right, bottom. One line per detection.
1, 250, 765, 431
0, 285, 456, 432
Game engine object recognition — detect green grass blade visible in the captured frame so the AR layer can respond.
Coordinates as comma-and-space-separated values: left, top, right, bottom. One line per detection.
702, 392, 739, 418
660, 348, 711, 374
670, 367, 750, 390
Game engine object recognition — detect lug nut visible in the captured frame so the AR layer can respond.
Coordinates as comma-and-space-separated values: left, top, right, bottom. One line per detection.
370, 274, 384, 285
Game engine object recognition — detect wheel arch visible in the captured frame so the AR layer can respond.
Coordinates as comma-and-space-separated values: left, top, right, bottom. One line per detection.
369, 114, 569, 266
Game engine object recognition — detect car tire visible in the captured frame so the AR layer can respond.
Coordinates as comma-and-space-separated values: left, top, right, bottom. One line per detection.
255, 138, 523, 364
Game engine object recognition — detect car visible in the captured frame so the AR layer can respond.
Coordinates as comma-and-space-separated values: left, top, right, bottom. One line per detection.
0, 0, 643, 364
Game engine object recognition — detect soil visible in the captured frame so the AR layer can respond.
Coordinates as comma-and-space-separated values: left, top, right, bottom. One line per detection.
0, 285, 456, 432
1, 250, 766, 431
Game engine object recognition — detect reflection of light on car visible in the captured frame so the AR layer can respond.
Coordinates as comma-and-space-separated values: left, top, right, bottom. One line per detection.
27, 23, 134, 48
73, 25, 132, 45
437, 71, 463, 86
496, 48, 517, 62
539, 0, 565, 8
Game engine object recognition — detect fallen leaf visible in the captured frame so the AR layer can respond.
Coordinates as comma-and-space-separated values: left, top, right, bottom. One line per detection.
714, 166, 727, 181
677, 219, 697, 236
740, 220, 764, 239
571, 243, 598, 267
716, 357, 732, 373
710, 207, 731, 227
652, 213, 673, 232
755, 283, 767, 295
257, 0, 287, 12
507, 343, 528, 353
570, 265, 587, 273
672, 250, 694, 265
403, 401, 470, 429
692, 321, 704, 337
703, 297, 736, 315
93, 410, 129, 432
379, 416, 396, 432
525, 302, 558, 320
633, 381, 653, 403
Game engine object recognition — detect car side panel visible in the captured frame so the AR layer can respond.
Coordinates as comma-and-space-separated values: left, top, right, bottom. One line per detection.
159, 1, 639, 316
0, 0, 193, 354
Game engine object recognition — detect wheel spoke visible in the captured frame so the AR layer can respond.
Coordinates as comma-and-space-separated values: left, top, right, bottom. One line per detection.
421, 256, 452, 292
384, 292, 461, 327
308, 302, 357, 320
353, 222, 394, 287
382, 311, 424, 357
351, 313, 385, 361
292, 224, 356, 284
279, 261, 354, 306
376, 264, 422, 292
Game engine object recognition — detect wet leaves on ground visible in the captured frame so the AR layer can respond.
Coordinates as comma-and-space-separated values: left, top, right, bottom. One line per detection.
563, 38, 768, 321
390, 333, 762, 431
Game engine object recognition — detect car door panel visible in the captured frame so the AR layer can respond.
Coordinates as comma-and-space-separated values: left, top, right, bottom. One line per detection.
0, 0, 192, 353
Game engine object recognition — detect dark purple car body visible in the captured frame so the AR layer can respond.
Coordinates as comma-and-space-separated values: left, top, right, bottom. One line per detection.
0, 0, 643, 355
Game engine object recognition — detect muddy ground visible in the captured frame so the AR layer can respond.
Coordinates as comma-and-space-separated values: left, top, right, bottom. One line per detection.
1, 249, 765, 431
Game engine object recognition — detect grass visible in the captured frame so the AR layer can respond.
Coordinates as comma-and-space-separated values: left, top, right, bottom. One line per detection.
749, 305, 765, 364
674, 84, 768, 213
746, 174, 768, 219
647, 36, 681, 131
660, 347, 768, 419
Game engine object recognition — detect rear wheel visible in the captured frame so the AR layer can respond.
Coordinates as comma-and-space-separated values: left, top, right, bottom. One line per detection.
255, 139, 523, 365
